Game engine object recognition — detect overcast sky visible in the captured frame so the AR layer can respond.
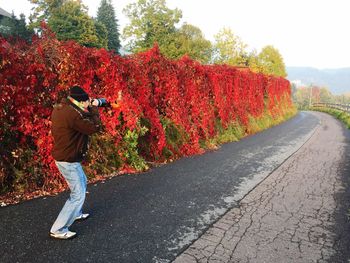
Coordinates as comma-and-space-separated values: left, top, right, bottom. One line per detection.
2, 0, 350, 69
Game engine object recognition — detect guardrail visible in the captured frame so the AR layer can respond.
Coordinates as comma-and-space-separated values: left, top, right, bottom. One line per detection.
312, 102, 350, 113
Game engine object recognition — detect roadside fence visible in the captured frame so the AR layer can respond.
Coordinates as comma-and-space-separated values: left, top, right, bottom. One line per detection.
312, 102, 350, 113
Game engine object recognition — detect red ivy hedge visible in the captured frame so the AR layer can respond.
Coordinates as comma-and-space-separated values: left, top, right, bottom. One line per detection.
0, 26, 292, 196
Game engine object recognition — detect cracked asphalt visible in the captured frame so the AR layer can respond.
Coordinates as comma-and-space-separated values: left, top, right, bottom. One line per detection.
1, 111, 349, 263
173, 112, 350, 263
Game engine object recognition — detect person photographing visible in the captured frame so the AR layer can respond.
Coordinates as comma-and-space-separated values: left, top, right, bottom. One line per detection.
50, 85, 121, 239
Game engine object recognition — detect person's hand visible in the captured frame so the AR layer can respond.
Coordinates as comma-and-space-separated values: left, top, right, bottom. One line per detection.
110, 91, 123, 109
90, 99, 100, 107
117, 90, 122, 103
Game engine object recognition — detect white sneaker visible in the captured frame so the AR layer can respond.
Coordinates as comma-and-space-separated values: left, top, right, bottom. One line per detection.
75, 213, 90, 221
50, 230, 77, 240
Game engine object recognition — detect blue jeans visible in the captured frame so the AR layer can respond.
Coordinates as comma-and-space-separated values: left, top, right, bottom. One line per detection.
50, 161, 87, 234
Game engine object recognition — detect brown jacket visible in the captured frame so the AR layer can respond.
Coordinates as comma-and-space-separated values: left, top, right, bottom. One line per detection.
51, 98, 101, 162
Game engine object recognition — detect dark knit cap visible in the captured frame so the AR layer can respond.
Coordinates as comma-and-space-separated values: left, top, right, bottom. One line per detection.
69, 86, 89, 102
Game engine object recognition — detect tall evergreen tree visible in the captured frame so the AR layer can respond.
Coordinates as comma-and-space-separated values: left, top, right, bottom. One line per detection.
97, 0, 121, 53
0, 13, 16, 37
0, 13, 33, 41
94, 20, 108, 49
16, 14, 34, 41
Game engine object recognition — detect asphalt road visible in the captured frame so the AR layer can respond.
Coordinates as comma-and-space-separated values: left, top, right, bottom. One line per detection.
174, 111, 350, 263
0, 111, 337, 263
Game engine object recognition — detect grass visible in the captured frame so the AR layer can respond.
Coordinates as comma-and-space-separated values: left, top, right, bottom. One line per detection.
208, 105, 297, 148
311, 106, 350, 129
248, 107, 297, 134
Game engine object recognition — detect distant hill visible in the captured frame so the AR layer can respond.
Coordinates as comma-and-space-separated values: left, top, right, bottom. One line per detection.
286, 67, 350, 95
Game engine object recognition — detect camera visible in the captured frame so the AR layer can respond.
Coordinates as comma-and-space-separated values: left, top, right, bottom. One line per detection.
91, 98, 110, 107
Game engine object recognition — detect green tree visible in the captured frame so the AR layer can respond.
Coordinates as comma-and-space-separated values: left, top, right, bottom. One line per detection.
170, 23, 212, 63
258, 45, 287, 77
213, 27, 248, 66
247, 49, 263, 73
319, 87, 333, 103
48, 0, 107, 48
29, 0, 64, 30
94, 20, 108, 49
122, 0, 182, 55
294, 87, 311, 109
97, 0, 121, 53
0, 14, 16, 37
291, 82, 298, 103
0, 13, 33, 41
17, 14, 34, 40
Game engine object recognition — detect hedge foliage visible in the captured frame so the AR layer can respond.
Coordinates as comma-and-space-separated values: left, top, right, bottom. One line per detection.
0, 25, 294, 200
